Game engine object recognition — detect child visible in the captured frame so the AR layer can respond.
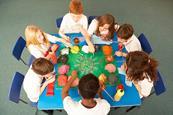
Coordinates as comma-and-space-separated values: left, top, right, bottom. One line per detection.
115, 24, 142, 57
87, 14, 118, 43
25, 25, 71, 58
62, 72, 110, 115
59, 0, 88, 41
121, 51, 158, 98
23, 58, 55, 103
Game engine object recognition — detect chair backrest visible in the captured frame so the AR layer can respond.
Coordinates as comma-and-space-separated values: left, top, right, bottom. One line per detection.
138, 33, 152, 54
12, 36, 26, 60
28, 55, 36, 67
154, 70, 166, 96
56, 17, 63, 28
88, 16, 97, 25
8, 72, 25, 103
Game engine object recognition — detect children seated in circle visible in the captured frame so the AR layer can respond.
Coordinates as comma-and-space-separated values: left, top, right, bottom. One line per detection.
121, 51, 158, 98
115, 24, 142, 57
25, 25, 71, 58
59, 0, 88, 41
62, 72, 110, 115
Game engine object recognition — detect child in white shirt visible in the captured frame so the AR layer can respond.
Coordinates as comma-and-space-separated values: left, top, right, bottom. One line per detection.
23, 58, 55, 102
25, 25, 71, 58
121, 51, 158, 98
59, 0, 88, 41
62, 72, 110, 115
115, 24, 142, 57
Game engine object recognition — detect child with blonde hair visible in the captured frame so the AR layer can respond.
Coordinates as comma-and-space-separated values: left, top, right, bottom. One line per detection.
59, 0, 88, 41
121, 51, 158, 98
25, 25, 71, 58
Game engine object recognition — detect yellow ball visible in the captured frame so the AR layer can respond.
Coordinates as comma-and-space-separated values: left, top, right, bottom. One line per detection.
71, 46, 80, 54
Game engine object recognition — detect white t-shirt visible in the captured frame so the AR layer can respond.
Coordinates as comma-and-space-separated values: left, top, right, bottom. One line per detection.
59, 13, 88, 33
87, 19, 98, 36
123, 34, 142, 52
63, 96, 110, 115
23, 67, 43, 102
138, 73, 153, 98
27, 33, 60, 58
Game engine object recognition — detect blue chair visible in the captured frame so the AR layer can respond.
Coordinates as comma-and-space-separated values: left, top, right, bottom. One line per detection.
138, 33, 153, 54
56, 16, 63, 28
8, 72, 27, 104
28, 55, 36, 67
88, 16, 97, 25
152, 70, 166, 96
12, 36, 28, 65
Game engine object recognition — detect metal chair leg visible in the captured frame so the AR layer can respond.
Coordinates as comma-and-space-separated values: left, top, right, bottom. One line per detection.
20, 58, 28, 65
19, 98, 28, 104
126, 106, 137, 112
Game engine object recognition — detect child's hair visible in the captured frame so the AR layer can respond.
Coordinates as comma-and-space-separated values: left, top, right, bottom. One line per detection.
96, 14, 116, 41
69, 0, 83, 14
25, 25, 50, 48
32, 58, 54, 75
78, 73, 100, 99
126, 51, 158, 82
117, 24, 134, 40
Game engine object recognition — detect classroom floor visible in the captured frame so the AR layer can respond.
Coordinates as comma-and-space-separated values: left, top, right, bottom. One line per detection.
0, 0, 173, 115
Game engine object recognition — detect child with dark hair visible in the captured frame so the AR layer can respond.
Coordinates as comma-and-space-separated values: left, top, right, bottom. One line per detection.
23, 58, 55, 103
62, 72, 110, 115
121, 51, 158, 98
88, 14, 118, 41
115, 24, 142, 57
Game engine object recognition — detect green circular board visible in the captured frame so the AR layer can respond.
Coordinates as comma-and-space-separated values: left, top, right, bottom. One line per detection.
56, 46, 121, 88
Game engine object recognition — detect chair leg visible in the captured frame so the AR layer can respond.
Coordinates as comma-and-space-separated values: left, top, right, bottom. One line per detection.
20, 58, 28, 66
42, 110, 54, 115
35, 109, 38, 115
126, 106, 137, 112
19, 99, 28, 104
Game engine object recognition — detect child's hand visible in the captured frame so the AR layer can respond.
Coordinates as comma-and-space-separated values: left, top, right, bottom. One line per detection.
120, 63, 126, 71
71, 70, 78, 79
46, 75, 55, 84
63, 36, 70, 42
115, 51, 123, 56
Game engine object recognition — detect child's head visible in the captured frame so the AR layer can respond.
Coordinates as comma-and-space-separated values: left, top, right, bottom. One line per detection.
117, 24, 134, 43
78, 73, 100, 99
25, 25, 50, 47
96, 14, 116, 41
32, 58, 54, 78
125, 51, 158, 82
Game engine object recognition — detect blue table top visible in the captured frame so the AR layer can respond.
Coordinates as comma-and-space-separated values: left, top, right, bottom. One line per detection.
38, 33, 141, 110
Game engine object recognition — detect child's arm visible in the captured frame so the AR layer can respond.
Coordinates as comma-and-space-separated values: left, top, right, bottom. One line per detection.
114, 51, 127, 57
62, 71, 78, 100
40, 75, 55, 95
45, 33, 72, 47
58, 30, 70, 42
79, 26, 95, 53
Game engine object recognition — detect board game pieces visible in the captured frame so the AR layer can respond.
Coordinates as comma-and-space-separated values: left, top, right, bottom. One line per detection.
46, 82, 54, 96
61, 48, 69, 55
74, 37, 80, 45
45, 44, 59, 64
99, 74, 107, 84
58, 65, 70, 75
114, 84, 124, 101
57, 75, 68, 86
82, 45, 89, 53
108, 74, 117, 85
105, 64, 116, 73
71, 46, 80, 54
102, 45, 113, 56
106, 55, 114, 63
